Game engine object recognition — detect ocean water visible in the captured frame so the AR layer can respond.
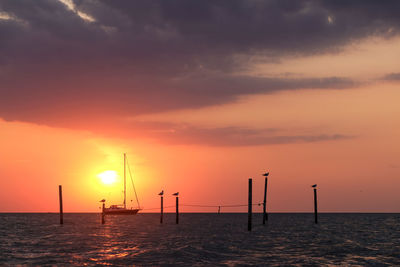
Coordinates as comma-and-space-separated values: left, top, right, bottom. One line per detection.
0, 213, 399, 266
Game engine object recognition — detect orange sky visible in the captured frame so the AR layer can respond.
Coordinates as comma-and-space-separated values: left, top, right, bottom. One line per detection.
1, 2, 400, 212
1, 78, 399, 212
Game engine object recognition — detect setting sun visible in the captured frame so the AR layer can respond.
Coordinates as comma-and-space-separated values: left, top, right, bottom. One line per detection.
97, 170, 118, 185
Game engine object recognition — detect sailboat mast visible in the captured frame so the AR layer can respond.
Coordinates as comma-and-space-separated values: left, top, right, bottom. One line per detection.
124, 153, 126, 209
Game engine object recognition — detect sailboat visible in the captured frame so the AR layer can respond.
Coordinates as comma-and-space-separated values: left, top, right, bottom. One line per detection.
102, 153, 141, 215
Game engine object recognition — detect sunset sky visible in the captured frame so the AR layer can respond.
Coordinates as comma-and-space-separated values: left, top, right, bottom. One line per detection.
0, 0, 399, 212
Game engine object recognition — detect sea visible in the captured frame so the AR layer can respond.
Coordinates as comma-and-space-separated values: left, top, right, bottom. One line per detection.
0, 213, 399, 266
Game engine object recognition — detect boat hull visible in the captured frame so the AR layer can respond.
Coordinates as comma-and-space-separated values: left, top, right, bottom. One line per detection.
103, 208, 140, 215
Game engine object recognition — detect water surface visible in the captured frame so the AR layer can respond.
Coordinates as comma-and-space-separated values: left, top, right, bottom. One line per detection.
0, 213, 399, 266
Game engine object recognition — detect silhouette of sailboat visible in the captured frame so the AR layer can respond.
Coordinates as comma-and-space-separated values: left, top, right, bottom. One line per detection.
102, 153, 141, 215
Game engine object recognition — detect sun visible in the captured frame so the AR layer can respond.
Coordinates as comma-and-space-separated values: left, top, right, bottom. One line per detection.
98, 170, 118, 185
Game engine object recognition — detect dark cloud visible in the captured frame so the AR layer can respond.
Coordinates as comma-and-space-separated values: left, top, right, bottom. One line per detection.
0, 71, 356, 124
0, 0, 397, 137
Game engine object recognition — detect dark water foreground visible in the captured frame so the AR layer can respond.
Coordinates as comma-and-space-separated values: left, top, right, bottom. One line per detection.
0, 213, 399, 266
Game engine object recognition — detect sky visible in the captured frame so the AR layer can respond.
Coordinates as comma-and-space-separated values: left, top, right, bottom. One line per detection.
0, 0, 399, 212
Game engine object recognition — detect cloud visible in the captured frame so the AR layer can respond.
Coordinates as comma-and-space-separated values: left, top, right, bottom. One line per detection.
87, 120, 353, 146
152, 125, 353, 147
0, 0, 397, 135
382, 73, 400, 81
0, 71, 356, 124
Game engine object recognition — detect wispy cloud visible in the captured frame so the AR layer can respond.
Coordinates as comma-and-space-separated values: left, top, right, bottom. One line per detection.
58, 0, 95, 22
154, 125, 353, 146
89, 120, 354, 147
382, 73, 400, 81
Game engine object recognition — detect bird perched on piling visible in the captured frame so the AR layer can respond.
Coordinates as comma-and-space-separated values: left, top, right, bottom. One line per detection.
172, 192, 179, 196
99, 199, 106, 202
311, 184, 317, 188
158, 190, 164, 196
262, 172, 269, 177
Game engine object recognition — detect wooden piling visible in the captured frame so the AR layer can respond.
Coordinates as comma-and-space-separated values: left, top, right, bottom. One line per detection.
314, 188, 318, 224
176, 196, 179, 224
160, 196, 164, 224
101, 203, 105, 224
59, 185, 63, 225
263, 177, 268, 224
248, 178, 252, 231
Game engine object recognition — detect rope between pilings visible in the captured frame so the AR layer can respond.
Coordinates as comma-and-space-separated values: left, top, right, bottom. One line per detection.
140, 202, 263, 211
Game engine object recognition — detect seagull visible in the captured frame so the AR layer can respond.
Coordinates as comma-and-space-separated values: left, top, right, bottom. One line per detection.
311, 184, 317, 188
262, 172, 269, 177
172, 192, 179, 196
158, 190, 164, 196
99, 199, 106, 202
